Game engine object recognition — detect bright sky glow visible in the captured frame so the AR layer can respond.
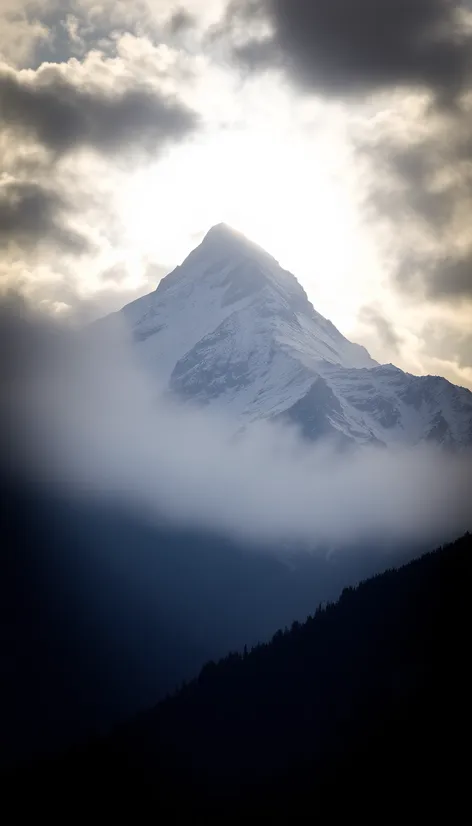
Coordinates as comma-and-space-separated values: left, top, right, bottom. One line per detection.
120, 125, 385, 336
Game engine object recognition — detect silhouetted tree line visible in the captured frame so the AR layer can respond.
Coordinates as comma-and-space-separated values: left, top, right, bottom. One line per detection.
2, 532, 471, 823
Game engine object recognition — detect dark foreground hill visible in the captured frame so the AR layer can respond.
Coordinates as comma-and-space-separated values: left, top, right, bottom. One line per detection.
1, 473, 415, 768
2, 532, 471, 823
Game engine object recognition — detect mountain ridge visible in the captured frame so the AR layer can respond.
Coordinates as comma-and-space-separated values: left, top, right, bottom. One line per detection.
102, 224, 472, 449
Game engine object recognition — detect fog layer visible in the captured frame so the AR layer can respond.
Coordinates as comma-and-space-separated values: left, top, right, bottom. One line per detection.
2, 299, 471, 550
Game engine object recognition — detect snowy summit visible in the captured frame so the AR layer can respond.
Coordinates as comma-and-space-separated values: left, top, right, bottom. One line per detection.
104, 224, 472, 448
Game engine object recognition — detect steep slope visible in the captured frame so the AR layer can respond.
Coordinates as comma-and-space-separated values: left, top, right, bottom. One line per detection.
106, 223, 472, 448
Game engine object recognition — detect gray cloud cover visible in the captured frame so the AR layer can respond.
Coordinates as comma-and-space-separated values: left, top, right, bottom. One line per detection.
223, 0, 471, 99
0, 179, 92, 253
360, 98, 472, 306
0, 63, 198, 157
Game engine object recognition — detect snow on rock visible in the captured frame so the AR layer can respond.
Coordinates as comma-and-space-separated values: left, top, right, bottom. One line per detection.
103, 224, 472, 449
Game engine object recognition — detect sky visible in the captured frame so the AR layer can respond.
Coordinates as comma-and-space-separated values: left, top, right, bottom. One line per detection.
1, 0, 472, 388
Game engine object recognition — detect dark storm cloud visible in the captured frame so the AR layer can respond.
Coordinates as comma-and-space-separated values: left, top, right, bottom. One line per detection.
0, 180, 92, 253
361, 102, 472, 303
367, 143, 457, 230
359, 306, 404, 353
0, 64, 198, 157
168, 8, 196, 35
397, 254, 472, 302
224, 0, 471, 99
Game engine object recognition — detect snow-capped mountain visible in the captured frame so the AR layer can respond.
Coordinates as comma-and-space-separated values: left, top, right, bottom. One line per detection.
107, 223, 472, 448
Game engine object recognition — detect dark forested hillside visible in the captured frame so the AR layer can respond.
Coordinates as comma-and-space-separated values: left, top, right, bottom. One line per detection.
1, 472, 414, 768
3, 532, 471, 823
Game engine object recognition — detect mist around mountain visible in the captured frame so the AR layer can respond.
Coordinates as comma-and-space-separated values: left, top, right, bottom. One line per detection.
3, 532, 471, 823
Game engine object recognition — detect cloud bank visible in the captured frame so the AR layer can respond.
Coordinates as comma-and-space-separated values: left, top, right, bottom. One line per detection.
0, 61, 197, 157
223, 0, 471, 99
2, 299, 471, 551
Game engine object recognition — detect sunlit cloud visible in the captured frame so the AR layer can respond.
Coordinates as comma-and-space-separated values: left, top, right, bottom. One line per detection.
0, 0, 471, 386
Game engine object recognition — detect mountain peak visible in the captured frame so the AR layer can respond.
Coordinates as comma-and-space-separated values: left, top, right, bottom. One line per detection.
203, 222, 238, 241
200, 223, 277, 264
101, 223, 471, 450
